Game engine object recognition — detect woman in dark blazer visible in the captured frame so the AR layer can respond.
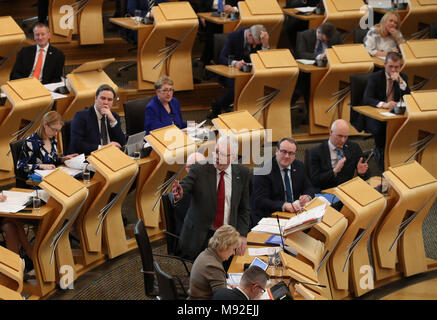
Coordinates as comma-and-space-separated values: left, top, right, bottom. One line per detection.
143, 76, 188, 135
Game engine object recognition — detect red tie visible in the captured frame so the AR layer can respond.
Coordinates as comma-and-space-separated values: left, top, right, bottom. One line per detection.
32, 48, 44, 81
387, 78, 394, 102
214, 171, 226, 230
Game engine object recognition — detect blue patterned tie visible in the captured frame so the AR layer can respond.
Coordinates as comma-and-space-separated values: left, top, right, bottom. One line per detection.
315, 40, 324, 55
337, 148, 343, 163
283, 168, 293, 203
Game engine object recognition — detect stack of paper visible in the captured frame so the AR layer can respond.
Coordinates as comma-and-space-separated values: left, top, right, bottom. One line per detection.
284, 204, 326, 236
0, 190, 32, 213
296, 59, 316, 65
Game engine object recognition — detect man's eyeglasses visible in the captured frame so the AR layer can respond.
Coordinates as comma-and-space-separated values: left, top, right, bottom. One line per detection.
279, 149, 296, 157
253, 283, 266, 293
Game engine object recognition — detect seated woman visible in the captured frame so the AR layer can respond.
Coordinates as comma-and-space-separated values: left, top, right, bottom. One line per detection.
17, 111, 77, 185
0, 194, 34, 272
189, 225, 241, 300
143, 76, 189, 135
364, 11, 405, 57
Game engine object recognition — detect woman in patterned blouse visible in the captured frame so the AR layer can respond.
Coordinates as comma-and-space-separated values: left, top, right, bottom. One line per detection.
17, 111, 77, 178
364, 11, 405, 57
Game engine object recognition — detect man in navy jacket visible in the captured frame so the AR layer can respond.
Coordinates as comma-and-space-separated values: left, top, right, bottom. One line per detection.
208, 25, 270, 119
251, 137, 317, 226
69, 84, 126, 155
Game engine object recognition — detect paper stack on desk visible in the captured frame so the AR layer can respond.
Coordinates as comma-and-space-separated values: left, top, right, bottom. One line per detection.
283, 204, 326, 236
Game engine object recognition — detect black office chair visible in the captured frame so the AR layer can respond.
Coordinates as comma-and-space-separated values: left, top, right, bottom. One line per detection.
304, 148, 311, 178
161, 193, 181, 257
349, 73, 372, 133
60, 120, 71, 154
134, 219, 190, 298
153, 260, 189, 300
353, 28, 369, 44
430, 23, 437, 39
123, 96, 153, 136
9, 139, 27, 188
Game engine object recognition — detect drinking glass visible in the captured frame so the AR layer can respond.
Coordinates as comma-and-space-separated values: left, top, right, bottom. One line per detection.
33, 196, 41, 212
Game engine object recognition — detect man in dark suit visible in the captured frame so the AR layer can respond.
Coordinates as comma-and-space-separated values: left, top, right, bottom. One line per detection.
293, 22, 343, 112
69, 84, 126, 155
195, 0, 239, 66
251, 137, 317, 226
213, 266, 269, 300
309, 119, 370, 192
171, 135, 251, 261
208, 25, 270, 119
10, 23, 65, 85
362, 52, 410, 169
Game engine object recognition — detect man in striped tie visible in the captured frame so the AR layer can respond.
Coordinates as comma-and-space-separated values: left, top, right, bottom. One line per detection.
10, 23, 65, 85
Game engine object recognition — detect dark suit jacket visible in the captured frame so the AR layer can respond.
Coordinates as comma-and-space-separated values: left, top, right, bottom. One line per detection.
10, 45, 65, 84
219, 28, 262, 65
362, 69, 410, 135
213, 287, 248, 300
295, 28, 343, 60
176, 163, 251, 260
251, 157, 317, 226
309, 140, 369, 191
69, 107, 126, 155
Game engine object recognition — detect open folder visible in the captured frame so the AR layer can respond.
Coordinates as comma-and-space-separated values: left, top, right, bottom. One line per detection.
283, 204, 326, 236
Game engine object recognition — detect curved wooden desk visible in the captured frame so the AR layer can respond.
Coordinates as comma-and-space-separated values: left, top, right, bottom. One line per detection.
139, 125, 197, 238
49, 0, 104, 45
372, 161, 437, 283
196, 12, 239, 34
353, 105, 407, 170
400, 40, 437, 91
328, 177, 386, 299
0, 78, 53, 185
388, 91, 437, 179
323, 0, 366, 43
80, 145, 138, 264
237, 49, 299, 141
311, 44, 373, 135
282, 8, 325, 29
0, 246, 24, 294
61, 58, 117, 121
0, 16, 25, 87
400, 0, 437, 40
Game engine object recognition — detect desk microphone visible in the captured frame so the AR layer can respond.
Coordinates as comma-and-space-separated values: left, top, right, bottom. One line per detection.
276, 214, 296, 257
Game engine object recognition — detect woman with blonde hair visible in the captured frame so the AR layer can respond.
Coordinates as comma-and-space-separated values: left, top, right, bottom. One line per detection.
189, 225, 241, 299
17, 111, 77, 181
364, 11, 405, 57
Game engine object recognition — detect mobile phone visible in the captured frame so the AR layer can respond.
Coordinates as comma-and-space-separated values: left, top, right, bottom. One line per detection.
364, 150, 374, 164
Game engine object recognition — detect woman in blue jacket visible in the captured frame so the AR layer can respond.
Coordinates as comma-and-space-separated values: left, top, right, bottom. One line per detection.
144, 76, 188, 135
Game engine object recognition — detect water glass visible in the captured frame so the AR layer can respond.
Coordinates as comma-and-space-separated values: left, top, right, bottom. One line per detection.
220, 11, 226, 20
33, 196, 41, 212
134, 151, 141, 161
83, 167, 91, 184
228, 55, 235, 72
134, 10, 142, 26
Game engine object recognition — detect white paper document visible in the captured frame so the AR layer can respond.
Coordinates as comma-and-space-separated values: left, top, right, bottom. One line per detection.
284, 204, 326, 232
35, 167, 82, 178
257, 217, 288, 228
0, 190, 32, 213
248, 247, 282, 257
251, 224, 281, 235
64, 154, 90, 171
296, 59, 315, 65
295, 6, 316, 13
380, 111, 396, 117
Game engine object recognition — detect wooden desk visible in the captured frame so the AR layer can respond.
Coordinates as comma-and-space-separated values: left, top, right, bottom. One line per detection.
197, 12, 239, 33
400, 0, 437, 40
353, 105, 407, 170
282, 8, 325, 29
205, 64, 252, 109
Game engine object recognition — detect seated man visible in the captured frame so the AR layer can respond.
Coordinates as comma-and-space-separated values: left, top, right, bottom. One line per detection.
309, 119, 369, 192
10, 23, 65, 84
213, 265, 269, 300
362, 52, 410, 169
293, 22, 343, 111
69, 84, 126, 155
208, 24, 270, 119
251, 137, 317, 226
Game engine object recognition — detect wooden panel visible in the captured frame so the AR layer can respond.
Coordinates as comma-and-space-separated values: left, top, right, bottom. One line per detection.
7, 78, 51, 100
410, 91, 437, 112
245, 0, 282, 15
408, 40, 437, 59
257, 49, 297, 68
159, 2, 198, 20
338, 178, 383, 207
389, 161, 436, 189
91, 145, 135, 172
